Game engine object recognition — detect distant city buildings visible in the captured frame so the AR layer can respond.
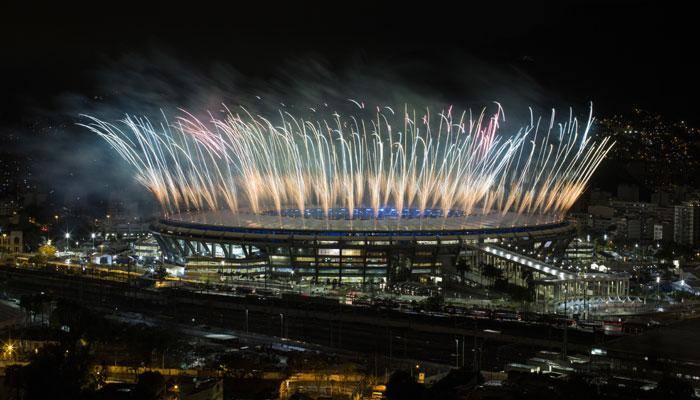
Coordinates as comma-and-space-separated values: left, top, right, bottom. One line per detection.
575, 178, 700, 250
563, 238, 595, 266
674, 201, 700, 246
653, 223, 671, 242
0, 230, 23, 254
598, 109, 700, 189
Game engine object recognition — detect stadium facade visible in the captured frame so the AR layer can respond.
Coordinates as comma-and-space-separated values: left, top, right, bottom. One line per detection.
152, 211, 575, 284
152, 210, 631, 309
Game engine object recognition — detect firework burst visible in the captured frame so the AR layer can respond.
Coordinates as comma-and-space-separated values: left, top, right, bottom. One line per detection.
81, 102, 613, 221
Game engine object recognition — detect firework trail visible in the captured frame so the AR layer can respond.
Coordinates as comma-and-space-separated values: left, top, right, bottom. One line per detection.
80, 103, 613, 221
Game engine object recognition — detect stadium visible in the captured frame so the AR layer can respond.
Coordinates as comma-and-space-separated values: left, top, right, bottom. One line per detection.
87, 103, 628, 305
151, 209, 575, 286
151, 209, 632, 310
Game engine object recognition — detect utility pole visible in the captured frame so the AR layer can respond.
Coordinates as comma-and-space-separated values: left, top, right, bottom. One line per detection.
563, 321, 568, 359
387, 326, 392, 372
473, 322, 478, 372
455, 338, 459, 368
279, 313, 284, 338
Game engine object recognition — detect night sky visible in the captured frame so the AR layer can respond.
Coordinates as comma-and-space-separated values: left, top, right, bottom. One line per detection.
1, 1, 697, 124
0, 0, 696, 221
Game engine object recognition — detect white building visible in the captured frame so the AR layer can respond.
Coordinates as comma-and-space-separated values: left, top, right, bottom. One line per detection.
674, 201, 700, 246
563, 238, 595, 266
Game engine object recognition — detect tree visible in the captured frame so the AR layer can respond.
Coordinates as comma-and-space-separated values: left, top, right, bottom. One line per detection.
508, 284, 534, 303
652, 376, 694, 400
559, 373, 592, 400
422, 294, 444, 312
385, 370, 425, 400
455, 257, 471, 281
38, 243, 57, 258
218, 352, 261, 379
153, 265, 168, 281
127, 325, 178, 367
427, 367, 481, 400
393, 266, 411, 283
521, 270, 534, 286
481, 263, 502, 286
133, 371, 166, 400
19, 293, 51, 326
3, 343, 95, 400
50, 300, 96, 341
4, 364, 25, 399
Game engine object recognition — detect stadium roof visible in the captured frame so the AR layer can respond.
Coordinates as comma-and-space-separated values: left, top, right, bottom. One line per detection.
164, 210, 562, 233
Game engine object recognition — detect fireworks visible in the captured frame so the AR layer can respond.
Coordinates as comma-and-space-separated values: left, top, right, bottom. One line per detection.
81, 102, 613, 221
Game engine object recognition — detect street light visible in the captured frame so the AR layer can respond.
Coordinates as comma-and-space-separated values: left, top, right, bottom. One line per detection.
91, 233, 96, 249
65, 232, 71, 252
656, 276, 661, 303
3, 342, 15, 360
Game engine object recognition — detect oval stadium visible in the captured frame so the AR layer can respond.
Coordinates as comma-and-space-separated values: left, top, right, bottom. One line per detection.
152, 209, 577, 288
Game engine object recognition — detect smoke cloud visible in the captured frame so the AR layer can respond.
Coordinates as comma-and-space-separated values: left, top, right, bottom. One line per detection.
13, 46, 583, 218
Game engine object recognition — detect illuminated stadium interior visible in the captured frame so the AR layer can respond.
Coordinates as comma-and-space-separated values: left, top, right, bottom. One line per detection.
162, 209, 563, 232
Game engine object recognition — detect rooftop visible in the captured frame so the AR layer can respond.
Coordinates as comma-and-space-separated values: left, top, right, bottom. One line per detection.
163, 210, 562, 233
